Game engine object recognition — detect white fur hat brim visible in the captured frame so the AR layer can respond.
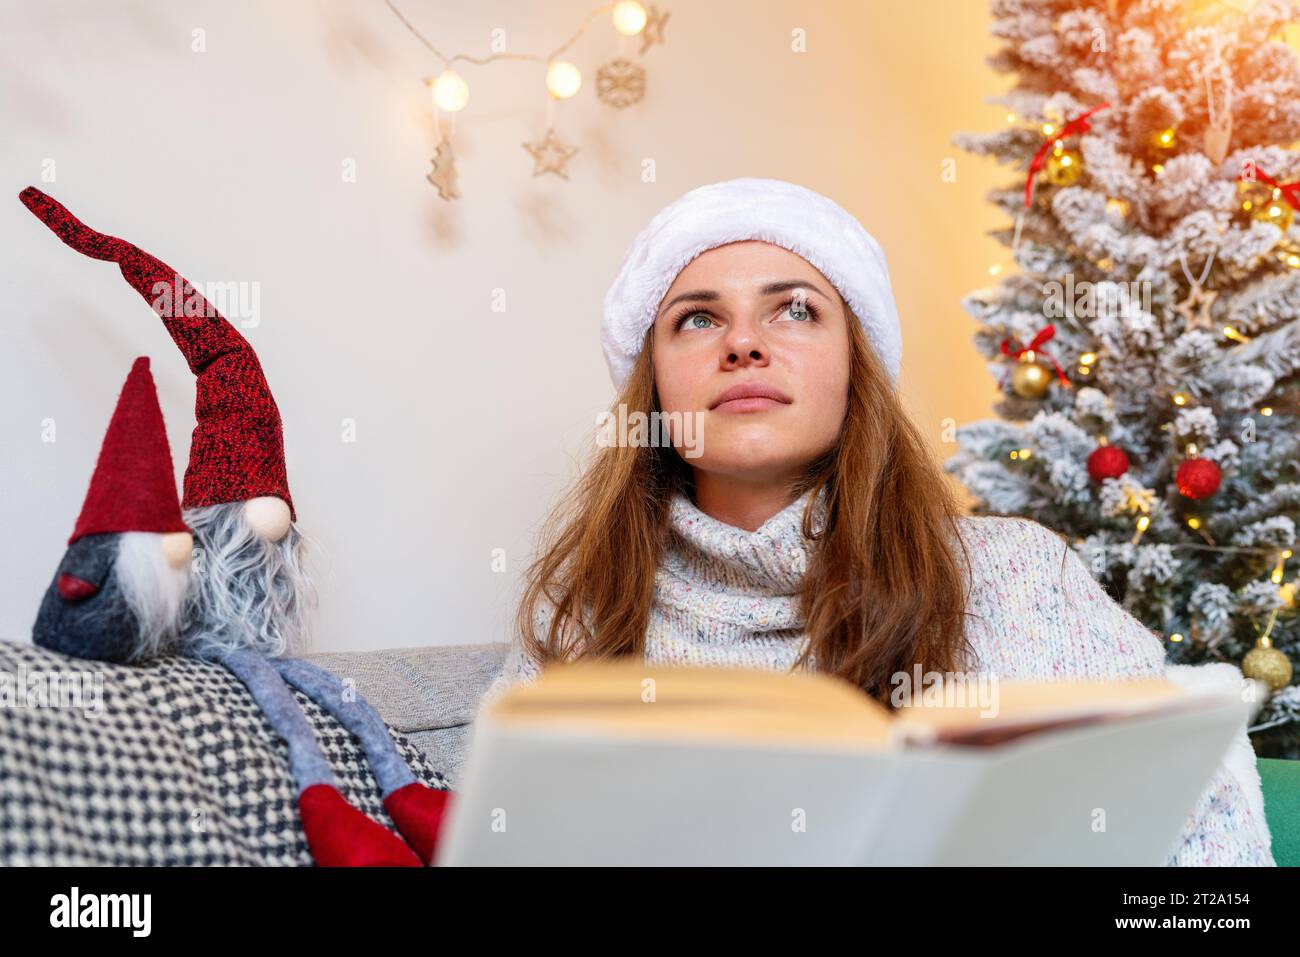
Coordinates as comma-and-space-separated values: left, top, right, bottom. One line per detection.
600, 177, 902, 390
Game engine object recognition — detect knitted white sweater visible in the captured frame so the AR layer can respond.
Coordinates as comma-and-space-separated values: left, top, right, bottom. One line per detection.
480, 486, 1276, 867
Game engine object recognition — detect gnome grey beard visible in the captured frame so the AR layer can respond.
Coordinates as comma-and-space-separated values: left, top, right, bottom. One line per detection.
181, 502, 317, 659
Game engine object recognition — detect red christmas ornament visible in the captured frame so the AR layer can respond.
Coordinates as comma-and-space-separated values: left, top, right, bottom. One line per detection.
1176, 458, 1222, 500
1087, 444, 1129, 481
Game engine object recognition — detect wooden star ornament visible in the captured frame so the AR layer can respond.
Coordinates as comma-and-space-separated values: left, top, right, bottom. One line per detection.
640, 4, 670, 54
1175, 283, 1220, 333
523, 127, 579, 179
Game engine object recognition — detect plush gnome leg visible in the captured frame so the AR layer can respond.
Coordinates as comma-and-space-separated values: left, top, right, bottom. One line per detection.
271, 657, 453, 865
208, 647, 421, 867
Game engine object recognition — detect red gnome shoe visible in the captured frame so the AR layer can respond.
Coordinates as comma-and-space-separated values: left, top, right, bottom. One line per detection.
383, 783, 454, 865
298, 784, 422, 867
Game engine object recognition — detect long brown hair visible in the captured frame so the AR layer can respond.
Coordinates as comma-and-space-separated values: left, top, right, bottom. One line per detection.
515, 312, 976, 705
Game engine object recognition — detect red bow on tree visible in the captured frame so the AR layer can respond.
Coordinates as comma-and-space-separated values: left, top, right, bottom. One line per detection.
1000, 324, 1071, 386
1024, 103, 1111, 208
1238, 164, 1300, 210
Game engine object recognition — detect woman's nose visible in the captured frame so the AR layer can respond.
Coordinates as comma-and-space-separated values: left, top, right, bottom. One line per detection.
720, 320, 770, 371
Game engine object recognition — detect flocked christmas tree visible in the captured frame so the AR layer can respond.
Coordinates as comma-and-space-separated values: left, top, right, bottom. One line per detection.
946, 0, 1300, 757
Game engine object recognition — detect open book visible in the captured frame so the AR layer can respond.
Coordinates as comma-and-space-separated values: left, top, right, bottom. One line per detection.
436, 660, 1263, 866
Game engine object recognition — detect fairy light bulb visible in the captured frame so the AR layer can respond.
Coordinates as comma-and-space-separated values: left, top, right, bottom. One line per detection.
1170, 632, 1184, 643
1187, 517, 1202, 530
1172, 392, 1189, 406
432, 70, 469, 112
546, 60, 582, 99
1274, 549, 1292, 584
612, 1, 648, 35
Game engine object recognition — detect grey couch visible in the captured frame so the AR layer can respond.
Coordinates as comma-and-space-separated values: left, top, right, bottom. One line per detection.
302, 641, 510, 788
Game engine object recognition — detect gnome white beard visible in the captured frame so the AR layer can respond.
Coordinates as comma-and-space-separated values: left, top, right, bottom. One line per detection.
181, 501, 316, 659
116, 531, 191, 661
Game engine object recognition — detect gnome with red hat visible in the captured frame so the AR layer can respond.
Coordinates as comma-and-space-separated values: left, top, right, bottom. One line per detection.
34, 357, 193, 662
22, 187, 452, 867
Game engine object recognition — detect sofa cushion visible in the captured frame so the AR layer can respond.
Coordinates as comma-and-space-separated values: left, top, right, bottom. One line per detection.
302, 642, 508, 786
302, 642, 508, 732
0, 640, 448, 865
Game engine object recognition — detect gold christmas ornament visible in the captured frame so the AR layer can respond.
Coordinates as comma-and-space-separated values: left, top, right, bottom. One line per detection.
596, 58, 646, 109
1252, 193, 1295, 232
523, 126, 579, 179
1043, 148, 1083, 187
1242, 639, 1293, 692
1011, 357, 1053, 398
1237, 179, 1294, 232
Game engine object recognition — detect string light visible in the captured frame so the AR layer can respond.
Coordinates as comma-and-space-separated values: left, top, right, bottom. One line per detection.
1132, 513, 1151, 545
1272, 549, 1292, 584
545, 60, 583, 98
612, 0, 649, 34
1172, 392, 1189, 406
1186, 515, 1216, 545
431, 69, 469, 111
386, 0, 670, 195
1223, 325, 1251, 342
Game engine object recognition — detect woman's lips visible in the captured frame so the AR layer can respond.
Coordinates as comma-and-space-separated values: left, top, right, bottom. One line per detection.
708, 382, 793, 412
712, 396, 788, 413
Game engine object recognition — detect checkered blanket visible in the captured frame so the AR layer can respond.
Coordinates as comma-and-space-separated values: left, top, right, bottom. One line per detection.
0, 640, 448, 865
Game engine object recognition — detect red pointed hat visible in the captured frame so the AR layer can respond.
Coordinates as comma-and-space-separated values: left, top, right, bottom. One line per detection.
70, 357, 189, 545
20, 186, 296, 521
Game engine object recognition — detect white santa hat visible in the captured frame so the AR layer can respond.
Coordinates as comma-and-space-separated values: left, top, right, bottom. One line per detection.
600, 177, 903, 391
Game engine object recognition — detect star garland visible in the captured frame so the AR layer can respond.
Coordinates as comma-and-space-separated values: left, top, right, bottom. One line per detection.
384, 0, 672, 199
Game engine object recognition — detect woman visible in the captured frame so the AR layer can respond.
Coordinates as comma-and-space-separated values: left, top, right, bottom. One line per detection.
483, 177, 1274, 867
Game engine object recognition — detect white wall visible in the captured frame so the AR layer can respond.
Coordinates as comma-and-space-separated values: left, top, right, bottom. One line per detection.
0, 0, 1006, 652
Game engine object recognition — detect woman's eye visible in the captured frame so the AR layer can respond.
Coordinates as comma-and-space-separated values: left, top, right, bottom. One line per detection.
781, 301, 813, 321
680, 313, 714, 330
